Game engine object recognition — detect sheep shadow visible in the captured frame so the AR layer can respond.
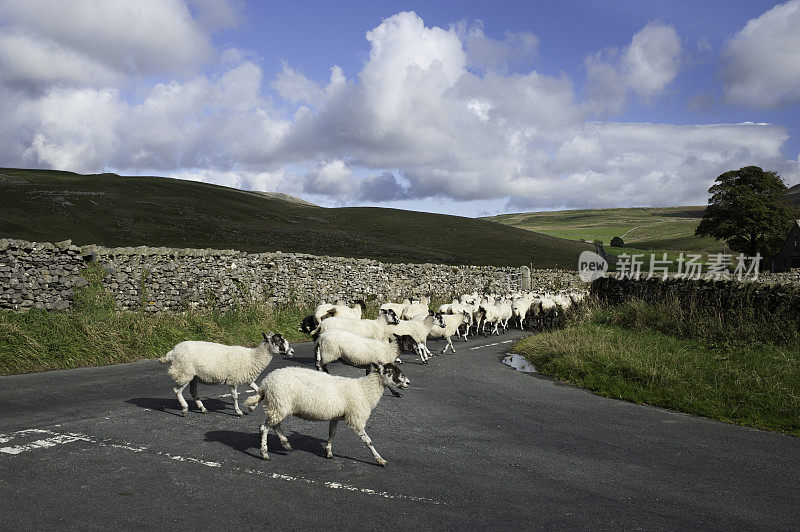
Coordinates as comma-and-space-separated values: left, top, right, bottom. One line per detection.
126, 397, 230, 417
204, 429, 378, 466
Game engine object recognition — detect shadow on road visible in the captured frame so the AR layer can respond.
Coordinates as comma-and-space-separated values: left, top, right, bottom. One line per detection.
204, 429, 354, 462
126, 397, 230, 416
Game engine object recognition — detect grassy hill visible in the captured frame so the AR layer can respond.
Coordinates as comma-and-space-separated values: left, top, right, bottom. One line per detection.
0, 168, 591, 268
486, 206, 723, 257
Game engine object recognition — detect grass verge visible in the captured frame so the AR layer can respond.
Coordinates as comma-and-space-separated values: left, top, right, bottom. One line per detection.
0, 265, 312, 375
512, 298, 800, 436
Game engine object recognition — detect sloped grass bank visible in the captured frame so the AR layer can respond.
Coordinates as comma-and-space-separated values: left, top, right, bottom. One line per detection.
0, 266, 311, 375
512, 299, 800, 436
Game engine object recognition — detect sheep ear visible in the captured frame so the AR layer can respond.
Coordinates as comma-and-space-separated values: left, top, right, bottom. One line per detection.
370, 362, 380, 372
262, 332, 268, 341
393, 333, 401, 339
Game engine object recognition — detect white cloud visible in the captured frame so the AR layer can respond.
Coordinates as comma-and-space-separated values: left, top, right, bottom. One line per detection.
0, 0, 214, 78
456, 20, 539, 73
0, 7, 796, 214
722, 0, 800, 109
585, 22, 682, 113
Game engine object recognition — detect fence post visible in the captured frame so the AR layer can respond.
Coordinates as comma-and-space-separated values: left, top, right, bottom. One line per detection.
519, 266, 531, 290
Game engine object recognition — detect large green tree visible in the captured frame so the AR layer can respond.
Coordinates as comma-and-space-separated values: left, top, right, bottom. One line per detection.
696, 166, 792, 257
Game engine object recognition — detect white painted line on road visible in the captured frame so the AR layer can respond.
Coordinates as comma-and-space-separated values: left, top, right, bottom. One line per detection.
469, 346, 482, 350
0, 432, 92, 455
486, 342, 499, 346
234, 466, 441, 505
1, 427, 440, 505
502, 340, 515, 344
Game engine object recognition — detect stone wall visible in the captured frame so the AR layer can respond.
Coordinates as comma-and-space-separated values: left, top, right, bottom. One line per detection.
0, 238, 584, 312
591, 275, 800, 314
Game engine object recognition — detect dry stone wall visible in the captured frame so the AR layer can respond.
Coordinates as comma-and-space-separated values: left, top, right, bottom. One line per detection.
591, 275, 800, 314
0, 238, 583, 312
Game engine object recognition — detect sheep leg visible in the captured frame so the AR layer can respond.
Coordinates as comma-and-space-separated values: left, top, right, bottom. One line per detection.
173, 382, 190, 416
325, 420, 338, 459
189, 378, 208, 414
230, 386, 243, 417
314, 345, 323, 372
259, 423, 270, 460
273, 423, 292, 451
441, 337, 454, 354
355, 429, 387, 467
247, 382, 259, 412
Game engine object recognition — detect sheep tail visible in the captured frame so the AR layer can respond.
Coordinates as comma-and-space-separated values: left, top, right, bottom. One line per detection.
158, 350, 174, 364
245, 389, 265, 408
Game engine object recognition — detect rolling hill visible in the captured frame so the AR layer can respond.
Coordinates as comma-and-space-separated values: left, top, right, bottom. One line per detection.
0, 168, 591, 268
486, 206, 722, 255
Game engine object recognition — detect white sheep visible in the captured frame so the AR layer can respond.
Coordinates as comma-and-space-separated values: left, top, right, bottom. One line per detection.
386, 312, 445, 362
327, 300, 366, 320
511, 295, 533, 329
245, 363, 410, 467
427, 311, 471, 353
159, 332, 294, 417
401, 296, 430, 320
379, 299, 410, 318
310, 309, 399, 340
314, 331, 419, 397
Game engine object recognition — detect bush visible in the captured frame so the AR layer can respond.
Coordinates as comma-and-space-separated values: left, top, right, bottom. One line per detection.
610, 236, 624, 247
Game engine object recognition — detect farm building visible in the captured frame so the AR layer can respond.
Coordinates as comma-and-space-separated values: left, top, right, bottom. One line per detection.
770, 220, 800, 272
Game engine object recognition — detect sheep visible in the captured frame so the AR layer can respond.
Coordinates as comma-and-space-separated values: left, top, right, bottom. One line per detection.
313, 301, 336, 326
159, 332, 294, 417
495, 298, 513, 332
539, 296, 557, 328
314, 331, 419, 396
299, 315, 316, 334
310, 308, 399, 340
328, 300, 366, 320
478, 301, 501, 335
427, 311, 471, 353
379, 299, 410, 319
386, 312, 445, 362
245, 363, 410, 466
511, 295, 533, 329
401, 296, 430, 320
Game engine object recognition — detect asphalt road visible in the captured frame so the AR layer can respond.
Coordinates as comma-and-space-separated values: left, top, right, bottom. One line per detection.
1, 329, 799, 530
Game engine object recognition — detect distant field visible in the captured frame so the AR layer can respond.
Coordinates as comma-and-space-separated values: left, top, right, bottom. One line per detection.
0, 167, 592, 269
486, 206, 722, 258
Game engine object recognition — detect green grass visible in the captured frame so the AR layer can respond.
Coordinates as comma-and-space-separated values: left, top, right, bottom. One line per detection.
0, 167, 592, 268
512, 298, 800, 436
486, 206, 721, 254
0, 264, 313, 375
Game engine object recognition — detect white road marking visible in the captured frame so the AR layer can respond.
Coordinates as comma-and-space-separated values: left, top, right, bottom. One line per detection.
502, 340, 515, 344
1, 427, 440, 505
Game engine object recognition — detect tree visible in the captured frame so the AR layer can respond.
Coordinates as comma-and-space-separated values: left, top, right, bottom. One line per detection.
696, 166, 792, 257
610, 236, 624, 247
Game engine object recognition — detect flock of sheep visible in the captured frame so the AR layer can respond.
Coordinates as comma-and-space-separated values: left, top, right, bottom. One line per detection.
159, 290, 587, 467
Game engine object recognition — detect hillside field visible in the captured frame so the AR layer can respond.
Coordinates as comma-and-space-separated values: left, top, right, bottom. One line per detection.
486, 206, 726, 260
0, 168, 592, 269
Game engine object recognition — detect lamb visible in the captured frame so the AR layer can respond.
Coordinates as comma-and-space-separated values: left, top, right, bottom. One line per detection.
245, 363, 410, 466
159, 332, 294, 417
427, 311, 471, 353
314, 331, 419, 396
310, 308, 399, 340
386, 312, 445, 362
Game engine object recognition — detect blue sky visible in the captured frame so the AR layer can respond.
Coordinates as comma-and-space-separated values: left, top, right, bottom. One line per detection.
0, 0, 798, 216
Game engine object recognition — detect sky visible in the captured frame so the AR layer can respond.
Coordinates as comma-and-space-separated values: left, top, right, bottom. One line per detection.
1, 0, 799, 217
